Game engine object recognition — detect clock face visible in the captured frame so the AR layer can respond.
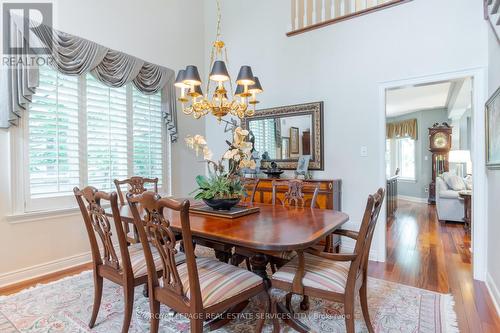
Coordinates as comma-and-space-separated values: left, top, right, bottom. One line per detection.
433, 132, 448, 149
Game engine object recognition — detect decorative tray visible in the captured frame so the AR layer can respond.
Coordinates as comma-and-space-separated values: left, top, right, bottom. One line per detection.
189, 203, 260, 219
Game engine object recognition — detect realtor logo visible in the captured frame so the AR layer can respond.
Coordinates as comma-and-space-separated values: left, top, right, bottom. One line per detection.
2, 2, 53, 54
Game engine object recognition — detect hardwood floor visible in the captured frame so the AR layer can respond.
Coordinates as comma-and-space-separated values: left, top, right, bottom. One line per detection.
1, 199, 499, 332
369, 199, 500, 333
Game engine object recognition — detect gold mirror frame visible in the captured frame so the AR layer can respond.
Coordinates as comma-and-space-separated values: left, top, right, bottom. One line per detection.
243, 101, 324, 170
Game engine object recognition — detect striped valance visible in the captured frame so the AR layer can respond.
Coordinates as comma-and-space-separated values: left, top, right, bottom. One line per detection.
386, 118, 418, 140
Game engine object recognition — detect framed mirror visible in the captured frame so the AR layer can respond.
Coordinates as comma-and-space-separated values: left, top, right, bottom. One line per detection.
243, 101, 324, 170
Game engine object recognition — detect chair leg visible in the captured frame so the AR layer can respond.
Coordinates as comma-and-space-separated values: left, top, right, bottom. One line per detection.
245, 258, 252, 271
122, 284, 134, 333
360, 282, 374, 333
89, 274, 103, 328
190, 318, 204, 333
255, 291, 269, 333
299, 295, 309, 311
344, 296, 355, 333
150, 299, 160, 333
270, 299, 281, 333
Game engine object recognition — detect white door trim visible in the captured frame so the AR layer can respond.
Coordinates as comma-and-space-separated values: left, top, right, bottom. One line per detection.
377, 67, 488, 281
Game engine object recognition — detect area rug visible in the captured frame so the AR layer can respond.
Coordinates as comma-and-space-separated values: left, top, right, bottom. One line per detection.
0, 249, 458, 332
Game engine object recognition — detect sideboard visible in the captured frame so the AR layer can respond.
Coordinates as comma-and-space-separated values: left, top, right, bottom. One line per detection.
252, 177, 342, 251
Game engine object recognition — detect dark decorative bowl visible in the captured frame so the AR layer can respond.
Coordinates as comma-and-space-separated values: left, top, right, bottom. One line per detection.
263, 169, 284, 178
203, 198, 241, 211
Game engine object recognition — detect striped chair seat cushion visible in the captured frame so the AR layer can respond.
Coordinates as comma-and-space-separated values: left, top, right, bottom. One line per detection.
177, 257, 262, 307
126, 243, 185, 277
272, 252, 351, 293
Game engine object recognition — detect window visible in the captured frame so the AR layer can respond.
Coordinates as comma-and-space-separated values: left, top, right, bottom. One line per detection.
132, 88, 164, 188
249, 118, 277, 159
23, 65, 169, 212
399, 137, 416, 180
386, 137, 416, 181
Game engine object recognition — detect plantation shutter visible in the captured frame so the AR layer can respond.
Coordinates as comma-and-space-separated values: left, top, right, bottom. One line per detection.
132, 88, 164, 189
28, 65, 80, 197
86, 75, 128, 191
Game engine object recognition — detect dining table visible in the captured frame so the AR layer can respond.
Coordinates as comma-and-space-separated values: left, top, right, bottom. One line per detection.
106, 199, 350, 331
108, 200, 349, 281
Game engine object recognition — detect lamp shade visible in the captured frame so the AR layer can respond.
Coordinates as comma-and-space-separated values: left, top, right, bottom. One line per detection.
174, 70, 187, 88
183, 65, 202, 86
449, 150, 471, 163
234, 84, 244, 96
209, 60, 230, 82
188, 84, 204, 97
236, 65, 255, 86
248, 76, 263, 94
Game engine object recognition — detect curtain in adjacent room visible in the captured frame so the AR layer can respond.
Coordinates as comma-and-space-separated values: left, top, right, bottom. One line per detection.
0, 13, 178, 141
386, 118, 418, 140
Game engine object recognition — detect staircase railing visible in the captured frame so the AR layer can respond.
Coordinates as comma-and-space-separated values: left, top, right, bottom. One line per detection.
288, 0, 412, 37
485, 0, 500, 43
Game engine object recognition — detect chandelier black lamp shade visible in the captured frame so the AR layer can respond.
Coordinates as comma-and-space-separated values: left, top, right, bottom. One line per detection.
248, 76, 263, 105
209, 60, 230, 82
236, 66, 255, 86
175, 0, 263, 121
183, 65, 202, 86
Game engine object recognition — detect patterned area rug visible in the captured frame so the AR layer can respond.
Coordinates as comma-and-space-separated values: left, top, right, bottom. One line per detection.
0, 248, 458, 333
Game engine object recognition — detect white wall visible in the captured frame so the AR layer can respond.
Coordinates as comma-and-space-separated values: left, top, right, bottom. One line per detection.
204, 0, 488, 261
486, 26, 500, 312
0, 0, 205, 283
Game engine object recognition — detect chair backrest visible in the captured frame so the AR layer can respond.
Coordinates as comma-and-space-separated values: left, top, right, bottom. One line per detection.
74, 186, 131, 273
348, 188, 385, 283
272, 179, 320, 208
114, 176, 159, 205
127, 192, 202, 311
240, 177, 260, 203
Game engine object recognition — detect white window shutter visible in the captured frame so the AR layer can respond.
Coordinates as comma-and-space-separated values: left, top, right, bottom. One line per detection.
86, 75, 128, 191
28, 65, 80, 198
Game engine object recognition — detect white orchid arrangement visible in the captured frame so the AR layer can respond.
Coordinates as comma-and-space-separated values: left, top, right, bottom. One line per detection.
185, 127, 256, 200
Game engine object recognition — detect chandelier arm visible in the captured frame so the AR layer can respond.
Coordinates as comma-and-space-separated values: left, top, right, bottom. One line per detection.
224, 47, 234, 99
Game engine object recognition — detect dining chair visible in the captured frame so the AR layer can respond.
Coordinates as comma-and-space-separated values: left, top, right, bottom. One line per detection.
270, 188, 385, 333
127, 191, 269, 333
74, 186, 185, 333
271, 179, 320, 208
234, 179, 321, 273
240, 177, 260, 203
114, 176, 159, 243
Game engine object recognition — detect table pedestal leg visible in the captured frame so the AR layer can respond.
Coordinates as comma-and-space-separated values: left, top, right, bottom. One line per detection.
250, 254, 270, 288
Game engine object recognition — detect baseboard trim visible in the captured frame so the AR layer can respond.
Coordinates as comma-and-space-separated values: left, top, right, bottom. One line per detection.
0, 251, 92, 289
486, 272, 500, 317
398, 195, 428, 203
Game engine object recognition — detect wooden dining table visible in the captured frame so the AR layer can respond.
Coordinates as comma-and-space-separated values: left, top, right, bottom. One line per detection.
108, 200, 350, 284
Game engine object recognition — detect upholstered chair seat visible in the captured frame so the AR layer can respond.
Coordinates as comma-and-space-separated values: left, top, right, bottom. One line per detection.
160, 257, 263, 308
126, 243, 185, 277
272, 252, 351, 294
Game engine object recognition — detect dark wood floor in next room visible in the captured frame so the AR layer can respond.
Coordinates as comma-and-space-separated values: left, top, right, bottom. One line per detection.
369, 199, 500, 333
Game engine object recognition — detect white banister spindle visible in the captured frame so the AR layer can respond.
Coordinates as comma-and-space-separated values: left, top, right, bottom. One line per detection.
295, 0, 300, 29
321, 0, 326, 21
311, 0, 316, 24
303, 0, 308, 27
334, 0, 340, 18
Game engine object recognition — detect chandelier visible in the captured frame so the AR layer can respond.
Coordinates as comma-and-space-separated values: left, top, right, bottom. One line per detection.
174, 0, 263, 121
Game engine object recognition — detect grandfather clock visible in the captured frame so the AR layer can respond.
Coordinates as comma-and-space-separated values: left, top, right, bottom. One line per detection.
428, 123, 452, 204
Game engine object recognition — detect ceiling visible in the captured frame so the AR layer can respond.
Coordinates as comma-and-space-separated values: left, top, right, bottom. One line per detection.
386, 81, 453, 117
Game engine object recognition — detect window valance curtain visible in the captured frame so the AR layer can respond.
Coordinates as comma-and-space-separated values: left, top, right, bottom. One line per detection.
0, 14, 178, 141
386, 118, 418, 140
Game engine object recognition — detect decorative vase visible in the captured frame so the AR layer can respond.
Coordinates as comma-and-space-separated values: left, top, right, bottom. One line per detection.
203, 197, 241, 211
